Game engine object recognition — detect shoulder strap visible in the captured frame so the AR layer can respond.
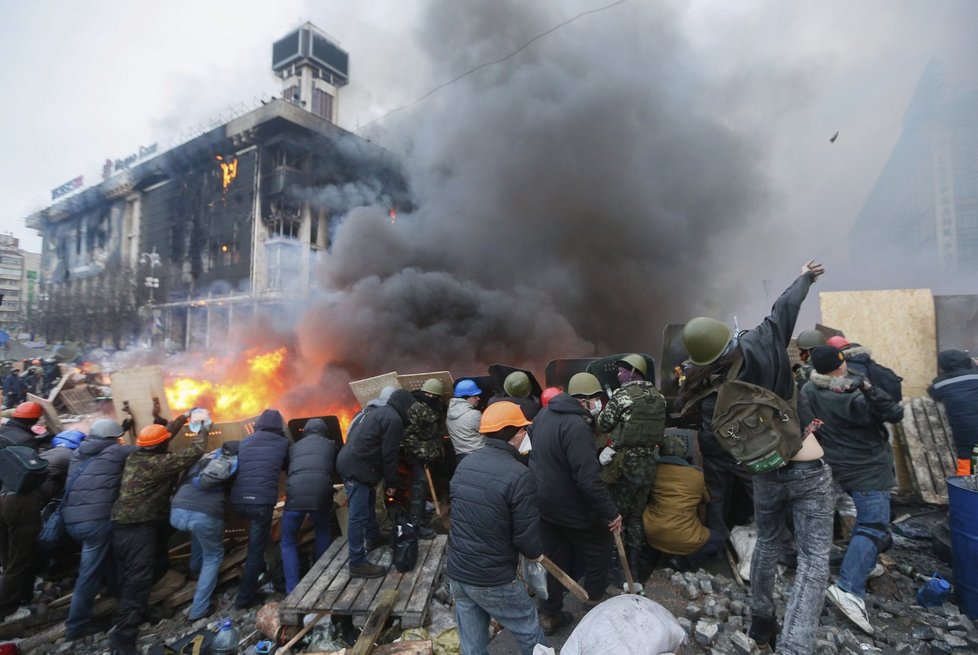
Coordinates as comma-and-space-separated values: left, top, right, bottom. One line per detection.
680, 350, 744, 415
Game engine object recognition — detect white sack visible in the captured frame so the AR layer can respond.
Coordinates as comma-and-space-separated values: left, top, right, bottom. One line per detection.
560, 595, 687, 655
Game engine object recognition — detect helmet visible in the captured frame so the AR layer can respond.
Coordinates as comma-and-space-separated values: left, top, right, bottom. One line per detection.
503, 372, 531, 398
682, 317, 733, 366
659, 435, 688, 459
136, 424, 170, 447
568, 372, 602, 397
616, 353, 648, 377
421, 378, 444, 396
89, 418, 125, 439
480, 401, 531, 433
52, 430, 86, 449
826, 336, 850, 349
541, 387, 561, 407
797, 329, 827, 351
454, 379, 482, 398
12, 401, 43, 420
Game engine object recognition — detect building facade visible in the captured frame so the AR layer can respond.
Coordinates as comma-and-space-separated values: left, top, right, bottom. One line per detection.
0, 235, 40, 337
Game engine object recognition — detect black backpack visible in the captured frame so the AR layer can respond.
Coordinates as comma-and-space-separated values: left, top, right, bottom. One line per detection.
390, 506, 419, 572
0, 445, 49, 494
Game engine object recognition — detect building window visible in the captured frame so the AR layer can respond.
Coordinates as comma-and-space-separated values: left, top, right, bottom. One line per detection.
311, 88, 333, 121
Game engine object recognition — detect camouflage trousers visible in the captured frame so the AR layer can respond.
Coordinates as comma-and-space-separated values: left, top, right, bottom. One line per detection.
608, 480, 652, 566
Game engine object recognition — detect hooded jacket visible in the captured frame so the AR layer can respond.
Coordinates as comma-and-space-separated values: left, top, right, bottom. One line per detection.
842, 344, 903, 402
642, 457, 710, 555
229, 409, 290, 507
799, 371, 903, 491
171, 441, 240, 520
62, 437, 137, 525
284, 419, 337, 512
337, 389, 414, 488
928, 350, 978, 459
529, 393, 619, 529
447, 397, 483, 455
448, 439, 543, 586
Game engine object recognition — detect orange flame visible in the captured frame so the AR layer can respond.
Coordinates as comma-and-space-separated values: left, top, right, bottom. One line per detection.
216, 155, 238, 190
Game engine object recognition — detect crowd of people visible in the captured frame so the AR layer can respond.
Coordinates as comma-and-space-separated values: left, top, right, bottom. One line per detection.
1, 257, 976, 655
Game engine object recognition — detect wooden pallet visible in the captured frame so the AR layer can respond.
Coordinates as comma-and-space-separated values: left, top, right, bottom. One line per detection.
893, 398, 957, 505
280, 535, 448, 628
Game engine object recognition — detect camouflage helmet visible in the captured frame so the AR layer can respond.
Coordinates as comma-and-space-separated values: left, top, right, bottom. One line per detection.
659, 435, 688, 459
421, 378, 444, 396
616, 353, 648, 377
682, 317, 733, 366
567, 372, 602, 397
796, 329, 827, 351
503, 371, 531, 398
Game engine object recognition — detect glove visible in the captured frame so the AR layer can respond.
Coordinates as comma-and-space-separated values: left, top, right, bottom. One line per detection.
599, 446, 616, 466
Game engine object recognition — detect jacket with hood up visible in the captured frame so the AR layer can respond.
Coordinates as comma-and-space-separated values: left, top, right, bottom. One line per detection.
338, 389, 413, 488
928, 350, 978, 459
447, 398, 483, 455
284, 419, 337, 512
230, 409, 290, 507
529, 392, 618, 529
171, 441, 240, 520
62, 437, 137, 525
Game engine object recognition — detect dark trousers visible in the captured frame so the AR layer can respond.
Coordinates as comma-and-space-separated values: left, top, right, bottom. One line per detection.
700, 436, 755, 534
538, 519, 611, 616
0, 491, 42, 615
232, 503, 275, 607
110, 521, 158, 648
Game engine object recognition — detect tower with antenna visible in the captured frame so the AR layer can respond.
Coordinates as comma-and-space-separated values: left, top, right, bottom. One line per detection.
272, 22, 349, 124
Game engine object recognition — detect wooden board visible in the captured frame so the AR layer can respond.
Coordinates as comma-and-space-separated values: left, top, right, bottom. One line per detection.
279, 535, 448, 629
26, 392, 63, 434
110, 366, 172, 434
894, 398, 956, 505
397, 372, 454, 402
57, 386, 99, 415
349, 372, 401, 408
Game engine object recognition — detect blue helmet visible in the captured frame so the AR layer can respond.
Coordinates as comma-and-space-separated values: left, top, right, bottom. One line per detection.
52, 430, 87, 449
453, 379, 482, 398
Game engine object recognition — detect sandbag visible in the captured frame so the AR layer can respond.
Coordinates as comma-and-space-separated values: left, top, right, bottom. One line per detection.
729, 523, 757, 581
560, 595, 687, 655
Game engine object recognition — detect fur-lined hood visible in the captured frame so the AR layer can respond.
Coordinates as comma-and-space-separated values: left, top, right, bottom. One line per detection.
809, 370, 856, 390
843, 344, 871, 359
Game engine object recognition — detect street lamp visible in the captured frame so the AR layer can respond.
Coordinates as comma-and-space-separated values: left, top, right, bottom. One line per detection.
139, 248, 161, 304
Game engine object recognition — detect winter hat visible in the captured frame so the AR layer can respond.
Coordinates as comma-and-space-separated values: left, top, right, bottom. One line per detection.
826, 336, 850, 349
937, 349, 974, 373
811, 345, 846, 374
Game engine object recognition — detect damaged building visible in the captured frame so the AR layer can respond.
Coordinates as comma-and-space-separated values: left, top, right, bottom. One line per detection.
24, 23, 409, 351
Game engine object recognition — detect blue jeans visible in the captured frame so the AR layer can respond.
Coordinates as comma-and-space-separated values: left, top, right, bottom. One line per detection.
344, 480, 380, 568
65, 519, 113, 637
170, 508, 225, 619
450, 578, 545, 655
231, 503, 274, 607
837, 490, 890, 597
751, 461, 833, 655
280, 509, 333, 593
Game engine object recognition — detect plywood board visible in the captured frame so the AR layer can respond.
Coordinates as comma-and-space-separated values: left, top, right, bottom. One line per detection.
349, 372, 401, 408
819, 289, 936, 398
397, 371, 454, 402
110, 366, 172, 433
26, 393, 63, 434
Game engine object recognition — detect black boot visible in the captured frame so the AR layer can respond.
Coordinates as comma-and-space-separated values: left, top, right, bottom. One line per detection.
409, 495, 436, 540
748, 613, 779, 651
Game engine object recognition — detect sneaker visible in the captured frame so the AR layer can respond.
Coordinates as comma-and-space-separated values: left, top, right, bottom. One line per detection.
349, 562, 388, 579
538, 610, 571, 636
826, 584, 874, 635
867, 563, 886, 579
747, 613, 779, 651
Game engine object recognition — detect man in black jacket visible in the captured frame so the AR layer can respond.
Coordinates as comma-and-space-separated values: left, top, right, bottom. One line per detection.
0, 401, 43, 447
281, 419, 337, 593
448, 401, 545, 655
530, 391, 621, 635
801, 345, 903, 635
337, 388, 414, 578
928, 349, 978, 476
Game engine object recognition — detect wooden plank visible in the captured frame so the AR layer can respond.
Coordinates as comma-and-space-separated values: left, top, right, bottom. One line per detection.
285, 537, 346, 608
297, 539, 351, 610
59, 386, 99, 414
889, 424, 916, 496
109, 365, 171, 434
920, 398, 955, 482
349, 589, 398, 655
276, 610, 329, 655
332, 574, 369, 612
26, 392, 63, 434
899, 400, 936, 500
404, 537, 448, 615
346, 571, 387, 615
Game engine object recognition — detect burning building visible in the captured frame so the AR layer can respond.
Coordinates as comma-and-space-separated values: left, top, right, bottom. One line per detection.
24, 23, 408, 351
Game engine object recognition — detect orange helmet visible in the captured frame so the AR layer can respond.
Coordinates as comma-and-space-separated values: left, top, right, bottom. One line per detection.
480, 401, 531, 433
13, 401, 43, 420
136, 424, 170, 447
541, 387, 561, 407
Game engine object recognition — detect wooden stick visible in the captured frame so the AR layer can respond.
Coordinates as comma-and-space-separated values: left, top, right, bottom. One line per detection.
539, 556, 588, 602
613, 532, 637, 594
725, 544, 746, 588
350, 589, 399, 655
276, 610, 329, 655
423, 466, 442, 516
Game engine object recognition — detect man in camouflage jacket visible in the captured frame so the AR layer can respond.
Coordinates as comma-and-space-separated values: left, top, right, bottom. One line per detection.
597, 354, 666, 580
108, 421, 207, 655
400, 380, 445, 540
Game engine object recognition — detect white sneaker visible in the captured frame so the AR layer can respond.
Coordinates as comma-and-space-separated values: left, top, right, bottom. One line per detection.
867, 563, 886, 579
826, 584, 874, 635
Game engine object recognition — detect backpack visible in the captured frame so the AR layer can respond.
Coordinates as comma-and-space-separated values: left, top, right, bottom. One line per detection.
193, 448, 238, 490
390, 506, 419, 573
608, 382, 666, 448
685, 351, 802, 474
867, 361, 903, 403
0, 445, 49, 494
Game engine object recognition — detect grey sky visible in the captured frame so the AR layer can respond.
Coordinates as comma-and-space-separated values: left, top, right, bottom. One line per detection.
1, 0, 976, 334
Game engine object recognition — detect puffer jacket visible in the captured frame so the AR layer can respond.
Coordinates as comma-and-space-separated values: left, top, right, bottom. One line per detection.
799, 371, 903, 491
529, 393, 618, 529
337, 389, 414, 488
284, 419, 337, 512
447, 439, 542, 586
447, 398, 483, 455
0, 418, 37, 448
642, 457, 710, 555
62, 437, 137, 525
928, 350, 978, 459
229, 409, 290, 507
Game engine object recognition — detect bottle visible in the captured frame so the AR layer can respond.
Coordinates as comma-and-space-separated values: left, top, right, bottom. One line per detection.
211, 618, 239, 655
970, 444, 978, 475
915, 573, 951, 607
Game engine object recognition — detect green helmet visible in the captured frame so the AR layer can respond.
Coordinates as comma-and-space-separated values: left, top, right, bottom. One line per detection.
421, 378, 444, 396
659, 435, 688, 459
568, 372, 602, 397
503, 371, 531, 398
682, 317, 733, 366
616, 353, 648, 378
796, 329, 826, 351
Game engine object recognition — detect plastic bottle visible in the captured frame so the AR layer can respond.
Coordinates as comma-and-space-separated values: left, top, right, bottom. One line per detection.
211, 618, 239, 655
915, 573, 951, 607
970, 444, 978, 475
